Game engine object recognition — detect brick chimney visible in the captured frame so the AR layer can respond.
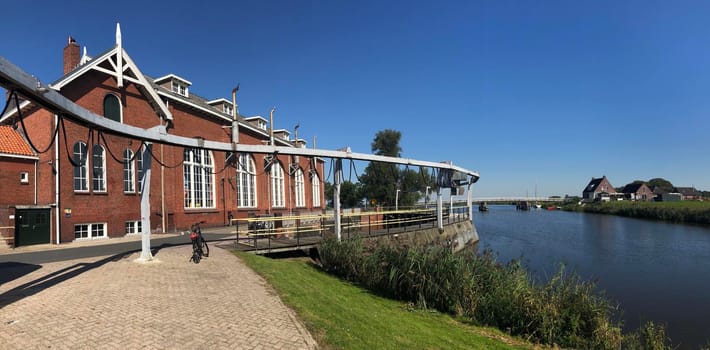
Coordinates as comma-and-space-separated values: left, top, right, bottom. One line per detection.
63, 36, 81, 74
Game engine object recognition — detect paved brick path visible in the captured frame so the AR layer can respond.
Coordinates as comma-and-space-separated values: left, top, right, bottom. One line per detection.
0, 245, 317, 349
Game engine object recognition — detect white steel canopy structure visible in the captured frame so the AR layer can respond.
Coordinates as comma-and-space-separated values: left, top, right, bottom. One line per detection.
0, 49, 480, 257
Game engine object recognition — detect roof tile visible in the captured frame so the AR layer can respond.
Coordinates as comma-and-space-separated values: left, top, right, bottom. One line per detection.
0, 125, 35, 157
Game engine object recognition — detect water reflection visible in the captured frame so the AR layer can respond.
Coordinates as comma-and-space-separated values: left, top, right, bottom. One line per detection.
473, 205, 710, 349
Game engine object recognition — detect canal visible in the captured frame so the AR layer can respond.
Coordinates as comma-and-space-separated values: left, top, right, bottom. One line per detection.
473, 205, 710, 349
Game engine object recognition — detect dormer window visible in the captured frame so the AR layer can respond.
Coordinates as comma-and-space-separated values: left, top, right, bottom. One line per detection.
172, 80, 188, 97
224, 104, 233, 115
154, 74, 192, 98
244, 116, 268, 131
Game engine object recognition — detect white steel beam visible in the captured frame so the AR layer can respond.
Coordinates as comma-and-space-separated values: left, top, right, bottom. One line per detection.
0, 55, 479, 181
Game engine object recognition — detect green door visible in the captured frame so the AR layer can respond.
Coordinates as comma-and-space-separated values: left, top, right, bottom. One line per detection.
15, 209, 50, 246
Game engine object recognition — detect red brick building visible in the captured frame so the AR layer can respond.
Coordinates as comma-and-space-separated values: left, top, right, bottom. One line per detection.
0, 126, 47, 246
1, 30, 324, 246
582, 176, 617, 202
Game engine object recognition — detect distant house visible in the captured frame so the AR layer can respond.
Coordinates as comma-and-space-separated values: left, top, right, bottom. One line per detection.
621, 183, 653, 201
675, 187, 701, 201
582, 176, 617, 202
650, 186, 668, 198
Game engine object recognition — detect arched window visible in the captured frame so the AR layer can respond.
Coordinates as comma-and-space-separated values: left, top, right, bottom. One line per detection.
92, 144, 106, 192
294, 168, 305, 207
271, 161, 285, 208
123, 149, 135, 193
183, 148, 215, 209
73, 142, 88, 191
237, 153, 257, 208
311, 172, 321, 207
103, 94, 122, 123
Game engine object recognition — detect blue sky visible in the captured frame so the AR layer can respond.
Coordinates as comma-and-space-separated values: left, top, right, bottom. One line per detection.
1, 0, 708, 197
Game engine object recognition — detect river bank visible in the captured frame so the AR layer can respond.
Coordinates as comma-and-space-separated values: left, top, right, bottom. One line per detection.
561, 201, 710, 225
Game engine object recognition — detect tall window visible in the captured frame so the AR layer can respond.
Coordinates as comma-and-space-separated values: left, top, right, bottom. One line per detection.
92, 145, 106, 192
294, 168, 305, 207
73, 142, 88, 191
123, 149, 135, 193
312, 172, 321, 207
237, 153, 257, 208
183, 148, 214, 208
271, 161, 285, 208
103, 94, 122, 123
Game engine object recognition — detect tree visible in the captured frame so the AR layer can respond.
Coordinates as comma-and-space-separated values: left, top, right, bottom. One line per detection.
647, 178, 674, 192
618, 180, 646, 192
340, 181, 363, 208
360, 129, 435, 208
323, 180, 364, 208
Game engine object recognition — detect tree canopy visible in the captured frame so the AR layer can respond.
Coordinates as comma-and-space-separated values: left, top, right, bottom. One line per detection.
647, 178, 674, 192
359, 129, 435, 208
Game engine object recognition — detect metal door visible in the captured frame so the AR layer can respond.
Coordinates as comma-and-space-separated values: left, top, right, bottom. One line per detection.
15, 209, 50, 246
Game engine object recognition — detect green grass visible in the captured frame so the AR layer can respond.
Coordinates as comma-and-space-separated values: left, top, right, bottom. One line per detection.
236, 252, 530, 350
563, 201, 710, 225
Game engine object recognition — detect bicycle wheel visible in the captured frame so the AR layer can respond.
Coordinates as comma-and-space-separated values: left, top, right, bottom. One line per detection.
201, 239, 209, 257
191, 241, 202, 263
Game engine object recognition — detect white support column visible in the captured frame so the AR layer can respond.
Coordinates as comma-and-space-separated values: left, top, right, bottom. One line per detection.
437, 187, 443, 230
449, 191, 454, 216
467, 183, 473, 220
334, 159, 342, 241
138, 143, 153, 261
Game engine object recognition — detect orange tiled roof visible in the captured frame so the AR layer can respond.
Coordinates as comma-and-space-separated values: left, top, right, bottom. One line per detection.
0, 125, 35, 157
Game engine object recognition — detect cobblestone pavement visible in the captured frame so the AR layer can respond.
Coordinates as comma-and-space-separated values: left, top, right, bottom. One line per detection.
0, 245, 317, 349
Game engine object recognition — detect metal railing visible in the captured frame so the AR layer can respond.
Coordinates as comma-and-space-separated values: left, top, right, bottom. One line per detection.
229, 206, 471, 254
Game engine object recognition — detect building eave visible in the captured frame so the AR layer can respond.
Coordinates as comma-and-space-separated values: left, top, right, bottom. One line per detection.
156, 90, 293, 147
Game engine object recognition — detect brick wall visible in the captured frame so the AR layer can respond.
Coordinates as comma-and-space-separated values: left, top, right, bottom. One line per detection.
10, 67, 324, 242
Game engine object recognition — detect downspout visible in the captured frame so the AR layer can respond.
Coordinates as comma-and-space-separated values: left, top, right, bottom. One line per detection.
54, 114, 60, 244
161, 142, 166, 233
160, 105, 167, 233
34, 158, 37, 205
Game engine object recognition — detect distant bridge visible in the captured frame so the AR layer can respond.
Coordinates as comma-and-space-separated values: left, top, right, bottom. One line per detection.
468, 197, 565, 204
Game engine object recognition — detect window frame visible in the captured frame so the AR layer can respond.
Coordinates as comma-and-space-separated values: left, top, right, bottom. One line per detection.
92, 144, 106, 192
125, 220, 142, 235
123, 149, 135, 193
237, 153, 257, 208
294, 168, 305, 208
73, 142, 89, 192
74, 223, 107, 240
103, 94, 122, 123
312, 172, 321, 208
271, 161, 285, 208
183, 148, 215, 209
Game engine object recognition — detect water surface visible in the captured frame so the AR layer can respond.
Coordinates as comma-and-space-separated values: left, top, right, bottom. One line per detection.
473, 205, 710, 349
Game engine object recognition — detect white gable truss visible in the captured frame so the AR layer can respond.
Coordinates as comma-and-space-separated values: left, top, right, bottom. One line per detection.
50, 24, 173, 121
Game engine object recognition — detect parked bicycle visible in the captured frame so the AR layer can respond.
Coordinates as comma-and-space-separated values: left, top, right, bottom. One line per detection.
189, 221, 209, 263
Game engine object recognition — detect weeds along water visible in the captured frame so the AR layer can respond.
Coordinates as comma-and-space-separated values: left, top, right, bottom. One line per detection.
317, 237, 676, 350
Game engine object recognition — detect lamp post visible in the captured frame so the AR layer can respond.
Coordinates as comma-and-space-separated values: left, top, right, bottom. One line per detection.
395, 189, 401, 211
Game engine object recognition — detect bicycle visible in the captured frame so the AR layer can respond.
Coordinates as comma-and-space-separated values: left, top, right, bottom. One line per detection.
189, 221, 209, 263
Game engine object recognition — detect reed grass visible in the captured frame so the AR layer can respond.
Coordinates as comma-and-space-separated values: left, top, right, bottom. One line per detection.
563, 201, 710, 225
318, 237, 675, 349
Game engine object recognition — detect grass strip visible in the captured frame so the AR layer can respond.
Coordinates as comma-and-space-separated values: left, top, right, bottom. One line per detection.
236, 252, 531, 350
